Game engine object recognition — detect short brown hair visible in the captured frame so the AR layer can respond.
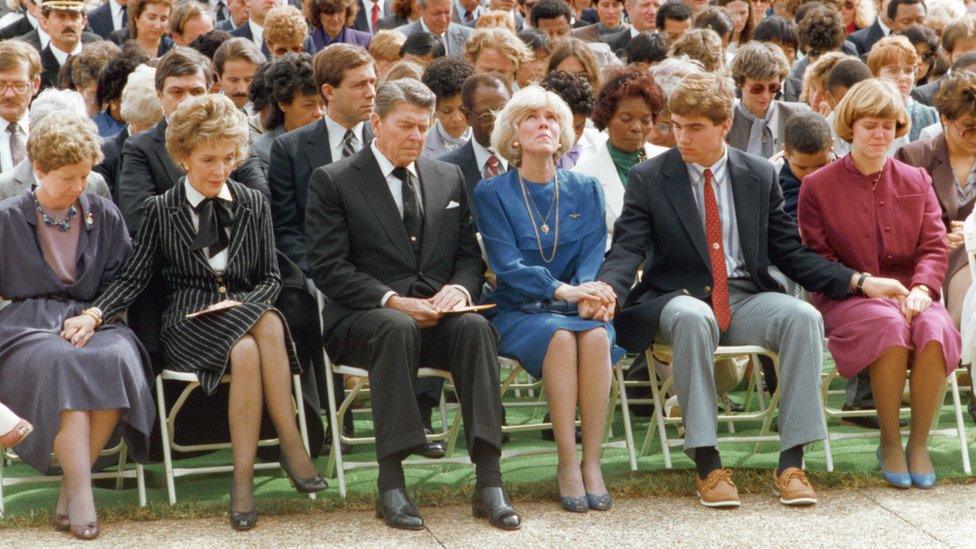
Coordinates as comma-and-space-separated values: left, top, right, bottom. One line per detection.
264, 5, 308, 47
832, 78, 909, 142
731, 40, 790, 87
307, 0, 358, 27
668, 72, 734, 124
27, 113, 103, 172
69, 40, 119, 89
800, 50, 849, 102
166, 93, 248, 166
867, 35, 918, 76
546, 38, 601, 90
941, 15, 976, 55
368, 30, 406, 63
670, 28, 724, 73
212, 37, 265, 76
0, 39, 41, 80
169, 0, 210, 37
464, 27, 530, 72
313, 43, 373, 91
934, 70, 976, 122
129, 0, 174, 39
155, 46, 213, 91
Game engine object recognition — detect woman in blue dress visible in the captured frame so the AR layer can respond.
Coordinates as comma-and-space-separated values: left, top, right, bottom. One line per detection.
474, 85, 625, 513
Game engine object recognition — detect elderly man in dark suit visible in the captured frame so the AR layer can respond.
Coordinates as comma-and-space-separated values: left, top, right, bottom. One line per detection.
306, 78, 520, 531
598, 73, 908, 509
395, 0, 472, 55
438, 72, 510, 217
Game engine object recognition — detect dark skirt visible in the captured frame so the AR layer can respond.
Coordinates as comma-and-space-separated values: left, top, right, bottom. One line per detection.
0, 298, 154, 472
161, 303, 301, 395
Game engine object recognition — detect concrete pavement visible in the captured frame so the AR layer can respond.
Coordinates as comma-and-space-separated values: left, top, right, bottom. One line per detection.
2, 483, 974, 547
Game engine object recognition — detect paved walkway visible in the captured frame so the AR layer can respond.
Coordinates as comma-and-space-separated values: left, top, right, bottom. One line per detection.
2, 483, 975, 547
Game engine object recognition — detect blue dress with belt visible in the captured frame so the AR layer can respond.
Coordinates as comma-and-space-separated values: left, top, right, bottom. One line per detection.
473, 169, 625, 379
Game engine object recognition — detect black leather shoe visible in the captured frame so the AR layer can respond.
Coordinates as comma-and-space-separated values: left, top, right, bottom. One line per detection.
376, 488, 425, 530
472, 487, 521, 530
229, 480, 258, 531
322, 425, 352, 456
414, 429, 446, 459
279, 455, 328, 494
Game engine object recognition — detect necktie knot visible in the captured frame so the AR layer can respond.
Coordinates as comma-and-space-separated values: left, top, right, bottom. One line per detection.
341, 129, 357, 158
483, 154, 500, 179
7, 122, 25, 167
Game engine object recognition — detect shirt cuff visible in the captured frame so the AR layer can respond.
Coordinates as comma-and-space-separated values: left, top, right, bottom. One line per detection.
450, 284, 472, 306
380, 291, 397, 307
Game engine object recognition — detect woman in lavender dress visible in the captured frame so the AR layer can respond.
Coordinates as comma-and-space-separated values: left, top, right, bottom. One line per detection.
0, 114, 154, 539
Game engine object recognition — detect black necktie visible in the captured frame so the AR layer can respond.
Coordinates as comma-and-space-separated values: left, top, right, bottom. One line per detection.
120, 4, 127, 27
392, 166, 422, 255
216, 1, 228, 21
189, 197, 235, 258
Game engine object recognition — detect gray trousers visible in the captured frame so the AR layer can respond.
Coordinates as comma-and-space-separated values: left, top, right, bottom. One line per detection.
656, 279, 826, 458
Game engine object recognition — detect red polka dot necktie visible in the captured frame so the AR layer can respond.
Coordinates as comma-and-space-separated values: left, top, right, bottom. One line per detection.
703, 168, 731, 331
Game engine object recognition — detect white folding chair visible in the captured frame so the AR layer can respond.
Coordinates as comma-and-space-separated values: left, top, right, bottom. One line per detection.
155, 369, 314, 504
642, 344, 834, 471
0, 441, 146, 517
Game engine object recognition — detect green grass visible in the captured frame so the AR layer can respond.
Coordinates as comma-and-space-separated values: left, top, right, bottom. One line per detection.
2, 370, 975, 529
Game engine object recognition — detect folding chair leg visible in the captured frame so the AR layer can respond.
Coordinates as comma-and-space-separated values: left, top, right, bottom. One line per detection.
155, 375, 178, 505
614, 364, 638, 471
137, 463, 147, 507
949, 371, 972, 474
0, 453, 5, 517
645, 353, 672, 468
292, 374, 316, 501
115, 444, 128, 491
820, 400, 834, 472
322, 351, 347, 498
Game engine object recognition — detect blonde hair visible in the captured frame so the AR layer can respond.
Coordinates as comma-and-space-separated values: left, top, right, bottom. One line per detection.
670, 28, 725, 74
465, 27, 531, 73
491, 85, 574, 167
0, 39, 41, 80
165, 94, 249, 167
475, 9, 516, 30
264, 5, 309, 47
27, 113, 103, 172
800, 51, 850, 102
832, 78, 910, 143
668, 72, 735, 124
866, 35, 919, 75
369, 29, 406, 63
383, 59, 425, 82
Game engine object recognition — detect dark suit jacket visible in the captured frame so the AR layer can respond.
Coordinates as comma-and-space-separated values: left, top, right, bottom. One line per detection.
229, 21, 316, 56
118, 119, 269, 235
268, 118, 373, 274
214, 18, 237, 31
94, 126, 129, 204
87, 1, 117, 39
597, 147, 856, 352
845, 19, 885, 57
911, 77, 942, 107
24, 30, 100, 73
377, 13, 408, 30
0, 14, 33, 41
605, 27, 631, 57
353, 0, 391, 31
39, 45, 62, 91
573, 23, 628, 43
305, 146, 484, 337
436, 138, 513, 222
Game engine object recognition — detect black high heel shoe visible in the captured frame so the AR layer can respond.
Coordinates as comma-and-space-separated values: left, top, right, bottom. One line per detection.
229, 479, 258, 531
279, 454, 328, 494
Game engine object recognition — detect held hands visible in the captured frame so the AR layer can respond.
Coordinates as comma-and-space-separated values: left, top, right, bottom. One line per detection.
61, 314, 97, 348
947, 220, 964, 251
556, 282, 617, 322
899, 285, 933, 322
386, 295, 443, 328
860, 276, 910, 299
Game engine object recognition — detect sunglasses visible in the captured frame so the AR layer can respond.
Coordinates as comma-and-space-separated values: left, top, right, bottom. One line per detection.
747, 82, 782, 95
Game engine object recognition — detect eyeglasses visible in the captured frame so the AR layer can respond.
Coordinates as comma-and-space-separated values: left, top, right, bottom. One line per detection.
0, 81, 31, 94
952, 120, 976, 141
747, 82, 781, 95
462, 107, 496, 123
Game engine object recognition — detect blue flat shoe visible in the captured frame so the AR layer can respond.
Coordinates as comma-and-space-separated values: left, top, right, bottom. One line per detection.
906, 450, 937, 489
876, 447, 911, 489
585, 493, 612, 511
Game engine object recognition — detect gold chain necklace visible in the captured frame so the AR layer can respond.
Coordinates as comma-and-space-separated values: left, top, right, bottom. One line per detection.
518, 173, 560, 263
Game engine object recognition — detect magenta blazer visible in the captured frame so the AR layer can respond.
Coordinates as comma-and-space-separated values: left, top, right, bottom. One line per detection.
797, 154, 948, 300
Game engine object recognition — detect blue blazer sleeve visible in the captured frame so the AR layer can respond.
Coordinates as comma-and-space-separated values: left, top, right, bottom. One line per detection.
473, 177, 562, 300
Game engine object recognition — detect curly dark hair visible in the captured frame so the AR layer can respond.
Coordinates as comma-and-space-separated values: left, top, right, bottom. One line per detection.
421, 55, 475, 102
753, 15, 799, 51
590, 67, 664, 131
248, 61, 275, 114
540, 70, 595, 117
188, 29, 233, 60
656, 0, 692, 28
625, 31, 671, 64
307, 0, 358, 28
400, 31, 445, 58
798, 4, 844, 57
264, 52, 318, 130
95, 54, 149, 111
934, 70, 976, 122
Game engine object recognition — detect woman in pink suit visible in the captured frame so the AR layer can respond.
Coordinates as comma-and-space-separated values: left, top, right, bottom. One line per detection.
798, 79, 961, 490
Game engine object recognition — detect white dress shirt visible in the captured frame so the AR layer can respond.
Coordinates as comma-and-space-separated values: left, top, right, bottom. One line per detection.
686, 146, 748, 279
50, 41, 83, 67
371, 140, 472, 307
0, 114, 29, 174
471, 138, 508, 175
248, 18, 264, 47
110, 0, 126, 30
324, 114, 365, 161
184, 178, 233, 273
365, 0, 383, 33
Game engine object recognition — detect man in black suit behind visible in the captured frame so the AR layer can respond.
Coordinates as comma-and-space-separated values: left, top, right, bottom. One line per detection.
86, 0, 125, 38
438, 72, 511, 217
305, 78, 521, 532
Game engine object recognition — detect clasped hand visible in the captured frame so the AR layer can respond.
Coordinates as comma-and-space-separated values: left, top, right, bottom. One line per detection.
61, 314, 97, 348
859, 277, 931, 321
386, 286, 467, 328
555, 282, 616, 322
947, 220, 964, 251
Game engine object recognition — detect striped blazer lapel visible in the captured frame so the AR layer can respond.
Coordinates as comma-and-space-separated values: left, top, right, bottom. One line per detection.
225, 181, 253, 264
164, 181, 219, 273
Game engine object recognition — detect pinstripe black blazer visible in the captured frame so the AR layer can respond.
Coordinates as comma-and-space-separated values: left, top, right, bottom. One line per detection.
93, 179, 281, 334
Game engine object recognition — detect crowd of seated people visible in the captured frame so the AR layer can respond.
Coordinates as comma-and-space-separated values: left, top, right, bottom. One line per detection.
2, 0, 976, 539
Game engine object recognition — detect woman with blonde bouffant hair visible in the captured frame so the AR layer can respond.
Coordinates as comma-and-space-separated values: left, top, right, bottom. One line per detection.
473, 86, 624, 513
63, 94, 327, 532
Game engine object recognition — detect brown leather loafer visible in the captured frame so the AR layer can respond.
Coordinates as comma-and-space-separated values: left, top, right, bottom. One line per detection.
694, 469, 740, 508
773, 467, 817, 506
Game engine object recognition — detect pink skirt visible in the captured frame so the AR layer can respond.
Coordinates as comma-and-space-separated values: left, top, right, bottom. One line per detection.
819, 296, 961, 379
